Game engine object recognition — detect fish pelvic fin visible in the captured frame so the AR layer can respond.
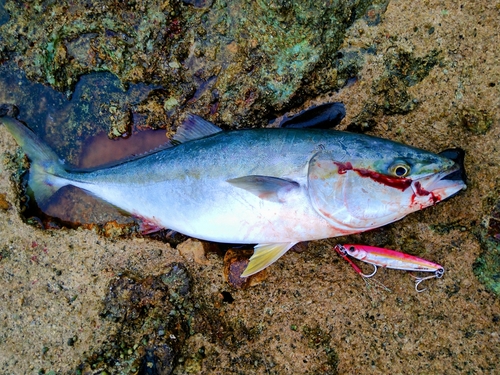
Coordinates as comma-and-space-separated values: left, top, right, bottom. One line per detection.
1, 117, 67, 207
241, 242, 297, 277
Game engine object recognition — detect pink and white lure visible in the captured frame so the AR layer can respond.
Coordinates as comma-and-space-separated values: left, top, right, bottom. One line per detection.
334, 244, 445, 292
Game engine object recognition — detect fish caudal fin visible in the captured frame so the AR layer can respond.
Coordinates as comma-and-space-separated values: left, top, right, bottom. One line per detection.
241, 242, 297, 277
1, 117, 68, 207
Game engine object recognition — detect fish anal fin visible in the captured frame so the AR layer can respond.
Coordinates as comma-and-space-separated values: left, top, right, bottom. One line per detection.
173, 114, 222, 143
240, 242, 297, 277
227, 175, 299, 203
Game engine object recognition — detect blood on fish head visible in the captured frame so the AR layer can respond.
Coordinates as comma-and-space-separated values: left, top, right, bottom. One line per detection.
307, 139, 466, 233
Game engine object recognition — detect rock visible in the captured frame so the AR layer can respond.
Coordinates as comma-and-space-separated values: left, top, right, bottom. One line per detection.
223, 248, 267, 288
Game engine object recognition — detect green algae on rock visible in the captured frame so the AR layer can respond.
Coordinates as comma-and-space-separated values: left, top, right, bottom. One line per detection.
0, 0, 389, 127
373, 49, 441, 115
349, 48, 442, 129
458, 107, 493, 135
0, 0, 8, 26
474, 195, 500, 297
76, 261, 281, 374
475, 239, 500, 297
302, 325, 339, 374
79, 263, 193, 374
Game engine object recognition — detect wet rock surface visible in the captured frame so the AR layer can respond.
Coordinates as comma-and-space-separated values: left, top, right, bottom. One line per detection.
474, 190, 500, 296
223, 248, 267, 289
0, 0, 383, 129
79, 264, 191, 374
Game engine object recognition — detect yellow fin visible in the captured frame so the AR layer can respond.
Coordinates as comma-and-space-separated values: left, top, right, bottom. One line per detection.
240, 242, 297, 277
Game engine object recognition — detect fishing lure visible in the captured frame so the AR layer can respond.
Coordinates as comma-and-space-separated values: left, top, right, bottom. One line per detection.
334, 244, 445, 292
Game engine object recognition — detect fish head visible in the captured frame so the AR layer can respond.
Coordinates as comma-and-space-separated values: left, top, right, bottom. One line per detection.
307, 135, 467, 233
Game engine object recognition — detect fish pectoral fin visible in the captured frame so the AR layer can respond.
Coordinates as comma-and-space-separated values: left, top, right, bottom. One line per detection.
241, 242, 297, 277
173, 114, 223, 143
227, 175, 300, 203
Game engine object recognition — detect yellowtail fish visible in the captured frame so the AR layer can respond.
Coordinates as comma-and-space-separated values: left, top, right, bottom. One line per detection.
1, 114, 466, 276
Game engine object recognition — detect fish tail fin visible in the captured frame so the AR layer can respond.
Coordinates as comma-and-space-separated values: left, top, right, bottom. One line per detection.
28, 162, 67, 207
1, 117, 68, 206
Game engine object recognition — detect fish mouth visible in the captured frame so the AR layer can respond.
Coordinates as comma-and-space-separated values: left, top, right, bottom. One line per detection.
413, 149, 467, 201
438, 148, 467, 184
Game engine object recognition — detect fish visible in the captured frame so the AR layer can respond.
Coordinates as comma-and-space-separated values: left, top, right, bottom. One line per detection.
0, 114, 466, 277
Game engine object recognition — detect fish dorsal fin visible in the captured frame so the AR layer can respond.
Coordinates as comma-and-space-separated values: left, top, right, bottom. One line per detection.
241, 242, 297, 277
278, 102, 346, 129
173, 114, 222, 143
227, 175, 300, 203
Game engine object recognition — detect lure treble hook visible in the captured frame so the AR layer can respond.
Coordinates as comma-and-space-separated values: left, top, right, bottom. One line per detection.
413, 268, 445, 293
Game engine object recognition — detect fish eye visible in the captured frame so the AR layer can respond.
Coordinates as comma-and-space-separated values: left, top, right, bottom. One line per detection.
390, 163, 411, 177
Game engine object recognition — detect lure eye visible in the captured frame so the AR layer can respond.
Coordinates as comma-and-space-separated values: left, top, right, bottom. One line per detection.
390, 163, 411, 177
